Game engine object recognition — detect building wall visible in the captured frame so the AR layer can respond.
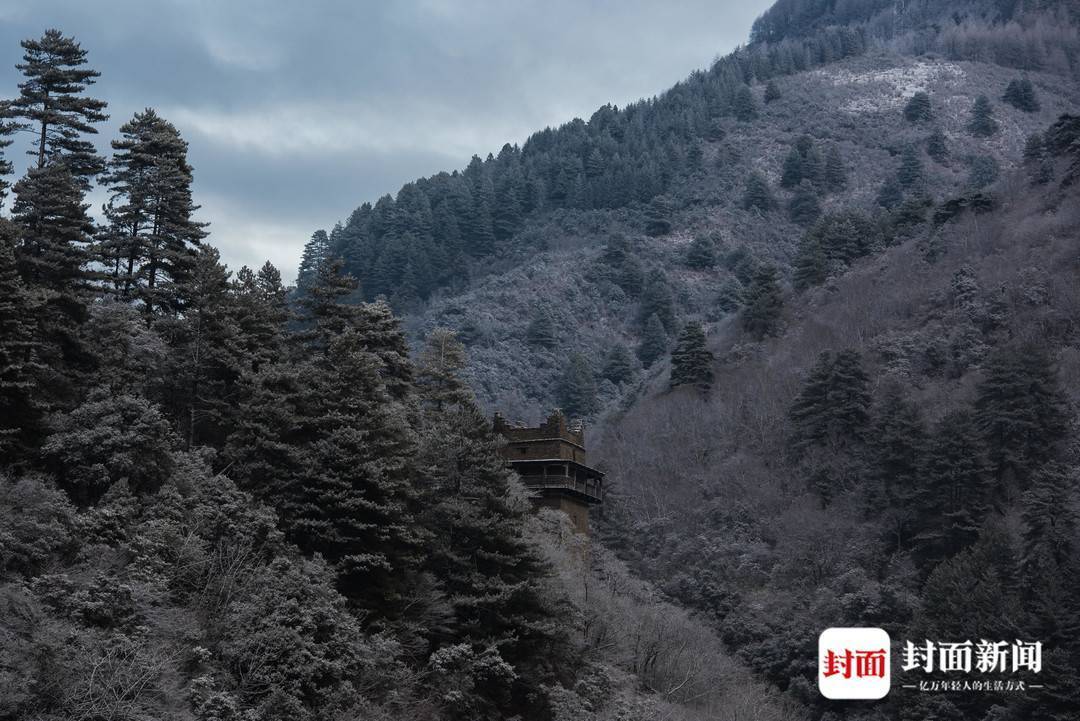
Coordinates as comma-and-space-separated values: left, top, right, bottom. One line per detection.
504, 439, 584, 463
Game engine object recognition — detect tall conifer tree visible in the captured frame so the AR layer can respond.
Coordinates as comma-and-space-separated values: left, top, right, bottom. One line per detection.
670, 322, 714, 391
101, 109, 206, 315
12, 30, 108, 184
742, 264, 783, 339
638, 313, 668, 368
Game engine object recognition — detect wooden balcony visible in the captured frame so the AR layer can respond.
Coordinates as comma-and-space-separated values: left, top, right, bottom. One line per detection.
517, 473, 603, 504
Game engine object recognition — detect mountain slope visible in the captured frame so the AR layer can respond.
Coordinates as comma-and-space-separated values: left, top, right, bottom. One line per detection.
595, 119, 1080, 718
289, 8, 1080, 715
388, 48, 1078, 417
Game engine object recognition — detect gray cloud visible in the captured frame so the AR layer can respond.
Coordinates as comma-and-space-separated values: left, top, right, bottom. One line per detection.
0, 0, 773, 281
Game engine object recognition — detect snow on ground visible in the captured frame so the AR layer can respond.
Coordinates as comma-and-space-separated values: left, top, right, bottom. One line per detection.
814, 60, 967, 114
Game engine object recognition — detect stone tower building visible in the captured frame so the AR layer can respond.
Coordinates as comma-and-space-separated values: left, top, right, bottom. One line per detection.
493, 409, 604, 534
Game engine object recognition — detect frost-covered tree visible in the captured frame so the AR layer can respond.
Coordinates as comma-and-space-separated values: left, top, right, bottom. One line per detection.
967, 95, 999, 137
558, 352, 598, 417
742, 264, 783, 339
670, 322, 714, 391
742, 171, 776, 212
733, 84, 757, 121
927, 127, 949, 164
602, 344, 635, 384
638, 313, 668, 368
1003, 78, 1039, 113
764, 79, 782, 103
904, 91, 933, 123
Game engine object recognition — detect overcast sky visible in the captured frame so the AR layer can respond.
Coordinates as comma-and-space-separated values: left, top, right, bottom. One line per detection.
0, 0, 772, 282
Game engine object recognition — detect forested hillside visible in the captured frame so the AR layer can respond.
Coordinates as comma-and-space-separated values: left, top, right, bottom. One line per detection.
302, 0, 1080, 420
287, 1, 1080, 719
3, 1, 1080, 720
0, 28, 791, 721
596, 115, 1080, 720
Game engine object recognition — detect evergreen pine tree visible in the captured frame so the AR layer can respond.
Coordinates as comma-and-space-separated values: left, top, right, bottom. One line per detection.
892, 192, 931, 237
637, 313, 668, 368
101, 109, 206, 315
869, 385, 927, 548
741, 264, 783, 339
525, 307, 557, 348
1016, 461, 1080, 721
912, 410, 991, 568
644, 194, 673, 236
296, 257, 414, 401
466, 158, 496, 255
0, 220, 43, 458
705, 117, 727, 142
927, 127, 949, 164
742, 172, 776, 212
619, 253, 645, 297
256, 262, 289, 339
1003, 78, 1040, 113
876, 175, 904, 209
231, 263, 288, 374
12, 30, 109, 184
975, 344, 1070, 485
415, 327, 472, 410
809, 211, 882, 266
780, 147, 803, 188
715, 278, 743, 313
601, 344, 634, 384
0, 103, 16, 202
967, 95, 999, 137
296, 229, 331, 292
792, 237, 827, 290
414, 340, 566, 717
918, 528, 1022, 650
352, 299, 416, 402
558, 352, 598, 417
1020, 462, 1078, 579
303, 330, 425, 609
800, 140, 823, 186
230, 330, 424, 614
823, 144, 847, 193
1023, 132, 1045, 164
903, 91, 933, 123
638, 269, 676, 331
161, 245, 243, 449
733, 85, 757, 121
296, 257, 360, 348
42, 387, 177, 504
600, 232, 629, 267
686, 234, 717, 269
789, 350, 871, 452
11, 163, 95, 393
492, 162, 524, 240
788, 180, 821, 225
764, 79, 781, 104
898, 145, 924, 188
584, 148, 604, 178
669, 322, 714, 391
12, 163, 94, 298
967, 155, 1000, 190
